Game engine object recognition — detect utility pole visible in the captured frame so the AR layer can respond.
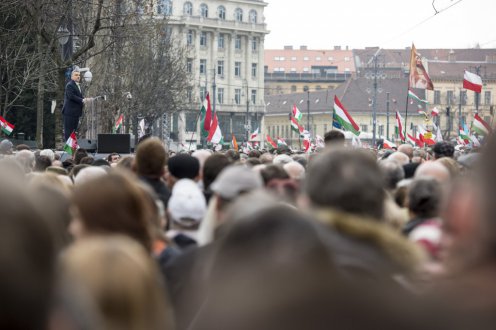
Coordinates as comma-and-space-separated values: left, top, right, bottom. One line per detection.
459, 90, 463, 129
246, 82, 249, 144
372, 54, 378, 147
386, 92, 390, 140
304, 86, 310, 133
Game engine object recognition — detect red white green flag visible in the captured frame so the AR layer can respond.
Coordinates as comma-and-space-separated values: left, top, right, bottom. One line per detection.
250, 127, 259, 140
472, 113, 491, 136
292, 104, 303, 122
382, 138, 397, 150
290, 116, 304, 134
207, 112, 222, 144
407, 133, 422, 147
63, 131, 79, 155
418, 125, 435, 146
113, 114, 123, 133
200, 92, 212, 137
277, 137, 287, 147
395, 111, 405, 141
266, 134, 277, 149
231, 134, 238, 150
0, 115, 14, 135
408, 89, 429, 104
333, 96, 360, 136
459, 125, 470, 143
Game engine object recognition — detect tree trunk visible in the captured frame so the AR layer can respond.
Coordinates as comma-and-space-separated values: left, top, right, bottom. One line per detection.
55, 68, 66, 149
36, 34, 47, 149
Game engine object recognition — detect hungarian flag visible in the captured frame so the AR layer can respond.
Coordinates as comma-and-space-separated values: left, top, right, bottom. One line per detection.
408, 89, 429, 104
207, 112, 222, 144
458, 126, 470, 143
0, 115, 14, 135
472, 113, 491, 136
382, 138, 397, 150
333, 96, 360, 136
266, 134, 277, 149
315, 134, 325, 148
463, 70, 483, 93
431, 107, 439, 117
290, 116, 304, 134
292, 104, 303, 122
470, 134, 481, 147
231, 134, 238, 150
113, 114, 123, 133
64, 131, 79, 155
277, 137, 287, 147
406, 133, 421, 147
303, 137, 311, 153
250, 127, 259, 140
395, 111, 405, 141
418, 125, 436, 146
200, 92, 212, 137
409, 43, 434, 90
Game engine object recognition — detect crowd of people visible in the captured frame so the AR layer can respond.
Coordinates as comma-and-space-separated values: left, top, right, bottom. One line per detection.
1, 130, 495, 330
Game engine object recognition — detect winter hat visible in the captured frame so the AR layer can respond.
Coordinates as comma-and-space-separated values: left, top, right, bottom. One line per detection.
168, 179, 206, 227
210, 165, 263, 200
167, 153, 200, 179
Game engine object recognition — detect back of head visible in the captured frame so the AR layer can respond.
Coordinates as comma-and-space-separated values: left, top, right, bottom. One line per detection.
388, 151, 410, 166
135, 138, 167, 177
433, 141, 455, 159
260, 164, 289, 185
397, 144, 414, 159
408, 178, 442, 218
210, 165, 263, 201
74, 148, 89, 165
203, 153, 231, 190
324, 130, 345, 146
40, 149, 55, 162
0, 174, 55, 330
306, 148, 385, 220
167, 153, 199, 180
379, 160, 405, 190
35, 155, 52, 172
15, 149, 35, 173
61, 236, 172, 330
414, 161, 451, 183
259, 152, 274, 164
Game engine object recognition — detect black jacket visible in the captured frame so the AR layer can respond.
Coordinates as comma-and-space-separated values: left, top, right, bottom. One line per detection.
62, 80, 84, 117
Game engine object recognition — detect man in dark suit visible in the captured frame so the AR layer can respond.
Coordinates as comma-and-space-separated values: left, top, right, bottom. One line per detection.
62, 70, 89, 141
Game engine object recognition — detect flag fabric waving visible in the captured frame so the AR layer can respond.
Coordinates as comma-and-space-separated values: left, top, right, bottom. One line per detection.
408, 89, 429, 104
200, 92, 212, 137
382, 138, 397, 150
231, 134, 238, 150
459, 125, 470, 143
292, 104, 303, 122
409, 44, 434, 90
418, 125, 435, 146
406, 133, 420, 147
472, 113, 491, 136
395, 111, 405, 141
207, 112, 222, 144
333, 96, 360, 136
277, 137, 287, 147
63, 131, 78, 155
0, 116, 14, 135
463, 70, 483, 93
266, 134, 277, 149
431, 107, 439, 117
250, 127, 259, 140
290, 116, 304, 134
113, 114, 123, 133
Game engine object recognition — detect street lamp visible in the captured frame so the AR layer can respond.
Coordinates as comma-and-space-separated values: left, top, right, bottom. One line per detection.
303, 86, 310, 133
244, 80, 250, 144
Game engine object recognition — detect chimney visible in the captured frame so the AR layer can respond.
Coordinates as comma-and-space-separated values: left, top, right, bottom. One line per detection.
284, 45, 293, 50
300, 45, 307, 50
334, 45, 341, 50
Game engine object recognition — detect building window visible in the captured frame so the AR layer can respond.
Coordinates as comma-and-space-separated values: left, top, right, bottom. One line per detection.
217, 60, 224, 76
485, 91, 491, 105
303, 67, 309, 72
157, 0, 172, 15
186, 88, 193, 103
200, 87, 206, 101
200, 31, 207, 47
361, 124, 368, 132
251, 63, 257, 78
378, 125, 384, 137
290, 68, 296, 72
344, 56, 350, 62
217, 5, 226, 20
251, 37, 258, 51
217, 33, 224, 49
291, 85, 297, 92
234, 62, 241, 77
200, 3, 208, 17
447, 90, 454, 105
235, 35, 242, 50
183, 1, 192, 15
235, 89, 241, 104
186, 58, 193, 73
316, 56, 321, 61
303, 56, 309, 61
251, 89, 257, 104
185, 112, 197, 132
217, 88, 224, 104
249, 9, 257, 23
234, 8, 243, 22
199, 59, 206, 75
316, 85, 322, 90
186, 30, 193, 45
328, 56, 333, 61
434, 90, 441, 104
461, 91, 467, 105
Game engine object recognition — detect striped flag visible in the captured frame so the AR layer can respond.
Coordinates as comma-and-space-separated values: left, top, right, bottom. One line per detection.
418, 125, 435, 146
459, 125, 470, 143
277, 137, 287, 147
266, 134, 277, 149
250, 127, 259, 140
382, 138, 397, 150
231, 134, 238, 150
472, 113, 491, 136
0, 116, 14, 135
395, 111, 405, 141
408, 89, 429, 104
207, 112, 222, 144
63, 131, 78, 155
290, 116, 304, 134
406, 133, 419, 147
333, 96, 360, 136
431, 107, 439, 117
463, 70, 483, 93
200, 92, 212, 137
292, 104, 303, 122
113, 114, 123, 133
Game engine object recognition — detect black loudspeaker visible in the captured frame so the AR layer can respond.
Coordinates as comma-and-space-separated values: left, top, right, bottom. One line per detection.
78, 139, 97, 152
97, 134, 131, 153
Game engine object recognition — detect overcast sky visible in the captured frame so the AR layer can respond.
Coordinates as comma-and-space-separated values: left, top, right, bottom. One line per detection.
264, 0, 496, 50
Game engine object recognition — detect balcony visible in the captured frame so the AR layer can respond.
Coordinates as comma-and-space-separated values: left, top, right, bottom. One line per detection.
264, 72, 352, 82
169, 15, 268, 34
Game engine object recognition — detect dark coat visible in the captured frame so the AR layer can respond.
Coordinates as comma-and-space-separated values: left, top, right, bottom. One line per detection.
62, 80, 84, 118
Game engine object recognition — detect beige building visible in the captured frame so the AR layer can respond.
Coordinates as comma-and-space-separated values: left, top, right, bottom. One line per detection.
264, 77, 427, 148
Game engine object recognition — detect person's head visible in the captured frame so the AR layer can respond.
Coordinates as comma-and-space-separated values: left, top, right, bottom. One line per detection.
324, 130, 345, 147
305, 148, 385, 220
260, 164, 290, 185
73, 166, 107, 185
433, 141, 455, 159
379, 160, 405, 191
70, 171, 154, 252
388, 151, 410, 166
74, 148, 89, 165
116, 155, 134, 171
107, 152, 121, 164
15, 149, 35, 173
60, 236, 172, 330
414, 161, 451, 184
40, 149, 55, 162
0, 174, 55, 330
0, 139, 13, 155
134, 137, 167, 178
203, 153, 231, 191
167, 179, 207, 230
34, 155, 52, 172
79, 156, 94, 165
283, 161, 305, 181
397, 144, 414, 160
166, 153, 200, 187
273, 154, 293, 165
259, 152, 274, 164
408, 178, 442, 219
225, 149, 240, 162
71, 70, 81, 83
436, 157, 460, 178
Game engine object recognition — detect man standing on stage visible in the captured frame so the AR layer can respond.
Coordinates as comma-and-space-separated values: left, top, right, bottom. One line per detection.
62, 70, 89, 141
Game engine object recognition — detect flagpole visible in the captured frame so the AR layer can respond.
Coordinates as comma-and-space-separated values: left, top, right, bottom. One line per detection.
188, 108, 203, 151
404, 79, 410, 143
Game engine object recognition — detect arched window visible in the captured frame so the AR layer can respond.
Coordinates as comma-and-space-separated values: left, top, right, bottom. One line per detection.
217, 5, 226, 20
158, 0, 172, 15
234, 8, 243, 22
249, 10, 257, 23
200, 3, 208, 17
183, 1, 192, 15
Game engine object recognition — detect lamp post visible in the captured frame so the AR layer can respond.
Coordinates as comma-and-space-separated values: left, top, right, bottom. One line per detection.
244, 80, 250, 144
304, 86, 310, 133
